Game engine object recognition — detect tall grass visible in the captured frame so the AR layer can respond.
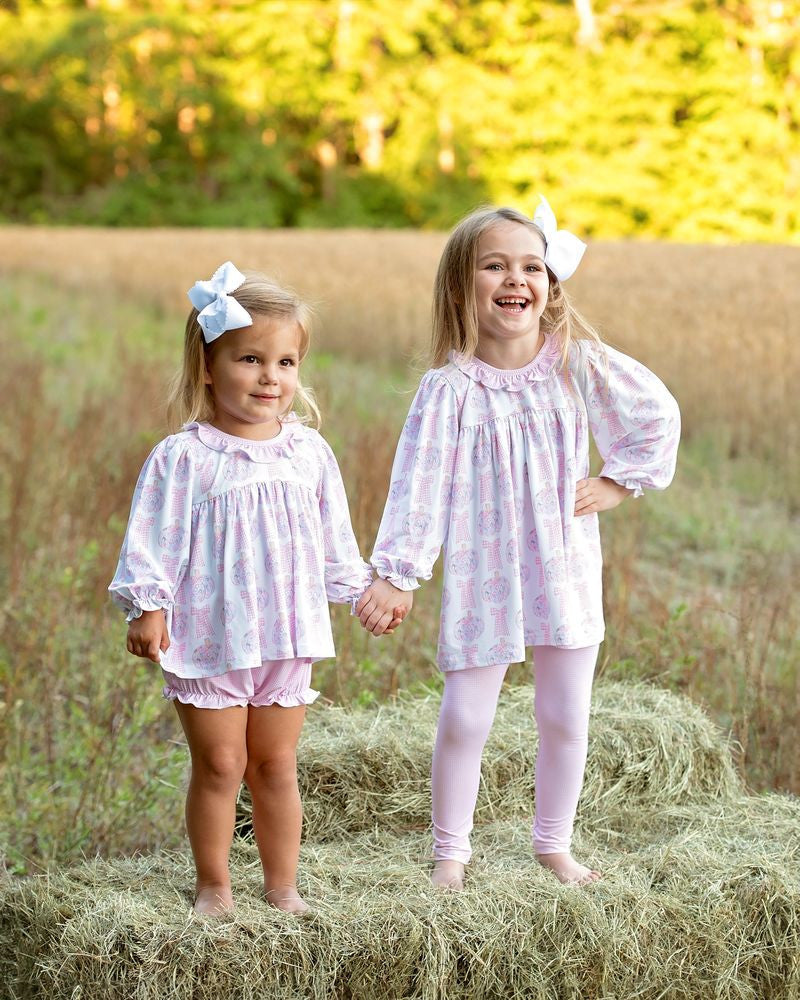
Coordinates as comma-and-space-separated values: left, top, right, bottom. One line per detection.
1, 231, 799, 874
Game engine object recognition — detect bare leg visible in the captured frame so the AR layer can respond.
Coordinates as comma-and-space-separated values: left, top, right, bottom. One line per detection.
532, 644, 601, 887
430, 663, 509, 889
173, 702, 248, 914
244, 703, 309, 914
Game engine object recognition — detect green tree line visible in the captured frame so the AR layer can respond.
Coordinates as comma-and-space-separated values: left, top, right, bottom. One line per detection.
1, 0, 798, 239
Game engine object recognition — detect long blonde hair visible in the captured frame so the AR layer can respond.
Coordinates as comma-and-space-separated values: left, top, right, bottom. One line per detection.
430, 206, 603, 370
166, 271, 321, 433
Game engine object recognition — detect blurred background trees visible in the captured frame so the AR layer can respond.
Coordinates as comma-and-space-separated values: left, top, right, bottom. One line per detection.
1, 0, 798, 239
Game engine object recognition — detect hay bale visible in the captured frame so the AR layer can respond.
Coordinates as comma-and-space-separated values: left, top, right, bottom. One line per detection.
236, 681, 742, 839
3, 794, 799, 1000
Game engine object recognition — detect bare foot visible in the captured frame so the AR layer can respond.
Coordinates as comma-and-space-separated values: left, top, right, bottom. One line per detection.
536, 852, 601, 887
193, 884, 235, 915
265, 884, 310, 915
431, 860, 465, 891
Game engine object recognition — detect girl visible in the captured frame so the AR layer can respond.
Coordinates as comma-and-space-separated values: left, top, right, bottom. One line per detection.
109, 263, 404, 916
357, 199, 680, 889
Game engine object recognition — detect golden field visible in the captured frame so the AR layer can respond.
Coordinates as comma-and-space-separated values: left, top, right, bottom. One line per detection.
2, 226, 799, 475
0, 227, 799, 873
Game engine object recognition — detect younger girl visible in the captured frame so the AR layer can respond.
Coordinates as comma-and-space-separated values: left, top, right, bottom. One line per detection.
110, 263, 403, 915
357, 199, 680, 889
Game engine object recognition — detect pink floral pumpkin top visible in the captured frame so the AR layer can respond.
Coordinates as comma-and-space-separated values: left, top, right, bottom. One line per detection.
370, 336, 681, 670
109, 419, 372, 678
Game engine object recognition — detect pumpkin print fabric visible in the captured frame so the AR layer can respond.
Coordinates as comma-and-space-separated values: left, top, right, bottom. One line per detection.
109, 419, 373, 678
370, 336, 680, 671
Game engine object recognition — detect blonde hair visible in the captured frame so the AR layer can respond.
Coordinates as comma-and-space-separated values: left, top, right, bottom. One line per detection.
166, 271, 321, 433
430, 205, 604, 370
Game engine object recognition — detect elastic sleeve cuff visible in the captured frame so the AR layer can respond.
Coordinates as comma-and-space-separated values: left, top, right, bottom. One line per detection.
124, 604, 170, 622
381, 574, 420, 592
607, 477, 643, 499
110, 592, 171, 623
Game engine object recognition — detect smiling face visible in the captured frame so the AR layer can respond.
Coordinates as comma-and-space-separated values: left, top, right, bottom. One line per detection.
474, 221, 550, 360
203, 314, 301, 440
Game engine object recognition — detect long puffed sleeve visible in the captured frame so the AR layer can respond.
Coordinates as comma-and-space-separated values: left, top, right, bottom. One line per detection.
108, 437, 194, 621
316, 437, 374, 606
575, 342, 681, 498
371, 371, 460, 590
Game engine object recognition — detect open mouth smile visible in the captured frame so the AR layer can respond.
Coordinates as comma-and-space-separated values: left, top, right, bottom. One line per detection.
494, 297, 531, 313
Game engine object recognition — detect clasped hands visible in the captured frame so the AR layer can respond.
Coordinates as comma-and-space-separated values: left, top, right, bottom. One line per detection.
356, 578, 413, 637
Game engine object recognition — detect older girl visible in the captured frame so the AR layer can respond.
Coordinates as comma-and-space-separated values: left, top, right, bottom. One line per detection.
357, 200, 680, 889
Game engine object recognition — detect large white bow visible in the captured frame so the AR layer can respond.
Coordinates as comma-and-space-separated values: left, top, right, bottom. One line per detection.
187, 261, 253, 342
532, 196, 586, 281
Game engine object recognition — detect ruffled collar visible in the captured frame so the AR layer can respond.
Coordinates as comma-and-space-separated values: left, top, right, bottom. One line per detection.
449, 335, 562, 390
186, 418, 300, 462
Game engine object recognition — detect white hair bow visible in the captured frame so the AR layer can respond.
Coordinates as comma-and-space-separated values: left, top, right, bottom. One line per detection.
532, 196, 586, 281
187, 261, 253, 342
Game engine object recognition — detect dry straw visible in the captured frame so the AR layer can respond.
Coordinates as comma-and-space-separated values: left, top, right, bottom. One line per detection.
3, 682, 799, 999
2, 802, 799, 1000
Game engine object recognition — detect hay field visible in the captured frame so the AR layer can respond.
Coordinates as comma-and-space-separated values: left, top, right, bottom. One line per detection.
0, 228, 799, 888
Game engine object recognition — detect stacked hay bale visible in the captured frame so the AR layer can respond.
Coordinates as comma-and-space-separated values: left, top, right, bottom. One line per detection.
2, 681, 799, 999
235, 682, 744, 839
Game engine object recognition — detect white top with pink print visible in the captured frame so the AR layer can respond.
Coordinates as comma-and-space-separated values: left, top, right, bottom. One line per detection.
370, 336, 680, 670
109, 419, 372, 678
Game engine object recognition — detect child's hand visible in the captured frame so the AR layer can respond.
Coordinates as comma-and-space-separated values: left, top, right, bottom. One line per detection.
574, 477, 633, 516
356, 580, 413, 636
127, 609, 170, 663
383, 604, 408, 636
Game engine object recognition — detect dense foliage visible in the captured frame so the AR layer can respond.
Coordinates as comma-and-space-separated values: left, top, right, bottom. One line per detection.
2, 0, 799, 238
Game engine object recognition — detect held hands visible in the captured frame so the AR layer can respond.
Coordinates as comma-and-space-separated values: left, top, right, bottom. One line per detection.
127, 609, 170, 663
574, 477, 632, 516
356, 579, 413, 636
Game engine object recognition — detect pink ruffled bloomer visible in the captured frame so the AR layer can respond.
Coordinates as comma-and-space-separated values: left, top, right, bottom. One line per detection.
162, 658, 319, 710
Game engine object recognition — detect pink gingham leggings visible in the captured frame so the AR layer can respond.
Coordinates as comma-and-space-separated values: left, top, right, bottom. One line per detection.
431, 644, 599, 862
